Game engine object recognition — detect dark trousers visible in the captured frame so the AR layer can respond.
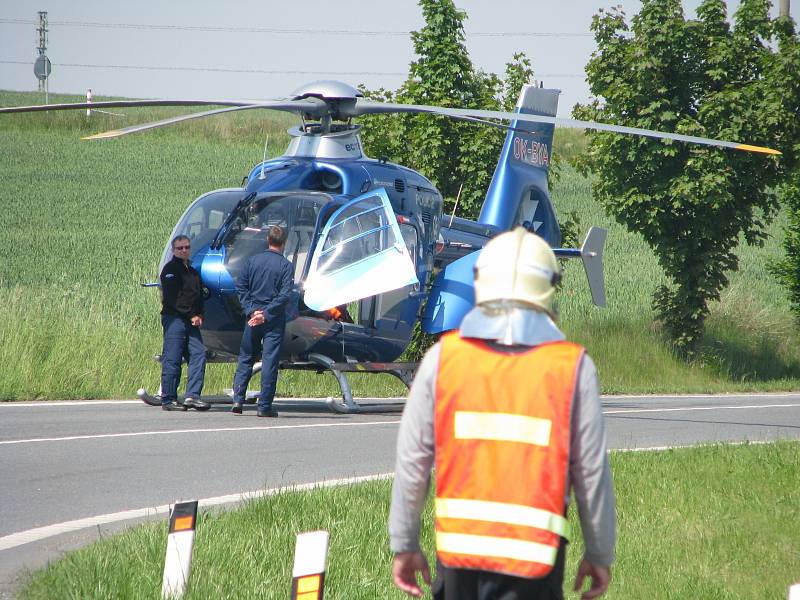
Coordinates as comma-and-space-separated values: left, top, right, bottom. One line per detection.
160, 315, 206, 405
433, 540, 567, 600
232, 320, 284, 410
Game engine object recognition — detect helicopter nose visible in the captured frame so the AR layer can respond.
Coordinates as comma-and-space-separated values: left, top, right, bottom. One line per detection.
198, 252, 227, 296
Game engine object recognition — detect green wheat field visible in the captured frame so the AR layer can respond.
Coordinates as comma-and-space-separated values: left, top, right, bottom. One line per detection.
1, 89, 798, 400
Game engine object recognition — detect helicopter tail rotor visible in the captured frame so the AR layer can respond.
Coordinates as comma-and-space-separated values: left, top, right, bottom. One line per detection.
551, 226, 607, 308
579, 227, 607, 308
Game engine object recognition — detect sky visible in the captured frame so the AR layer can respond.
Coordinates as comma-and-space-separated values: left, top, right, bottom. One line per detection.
1, 1, 798, 117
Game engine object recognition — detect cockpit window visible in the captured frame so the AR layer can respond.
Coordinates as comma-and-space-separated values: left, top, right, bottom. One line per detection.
317, 197, 398, 275
223, 193, 329, 283
160, 189, 245, 272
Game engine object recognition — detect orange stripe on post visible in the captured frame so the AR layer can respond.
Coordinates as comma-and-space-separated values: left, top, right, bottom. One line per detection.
173, 516, 194, 532
297, 574, 320, 593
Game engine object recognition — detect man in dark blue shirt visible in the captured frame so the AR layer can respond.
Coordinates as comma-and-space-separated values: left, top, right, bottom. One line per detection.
231, 225, 294, 417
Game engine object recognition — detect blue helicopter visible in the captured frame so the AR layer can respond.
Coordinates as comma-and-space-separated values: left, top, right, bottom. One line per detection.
1, 81, 778, 411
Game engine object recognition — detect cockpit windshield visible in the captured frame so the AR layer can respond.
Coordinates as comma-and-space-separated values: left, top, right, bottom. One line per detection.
222, 192, 330, 283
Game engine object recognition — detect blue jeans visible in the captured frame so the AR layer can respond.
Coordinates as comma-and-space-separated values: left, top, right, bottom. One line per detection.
232, 319, 284, 410
160, 315, 206, 405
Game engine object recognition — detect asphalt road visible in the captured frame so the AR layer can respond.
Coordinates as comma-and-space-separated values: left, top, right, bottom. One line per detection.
2, 392, 800, 597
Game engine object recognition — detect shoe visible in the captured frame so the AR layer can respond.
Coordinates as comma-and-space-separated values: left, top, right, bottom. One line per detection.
257, 408, 279, 418
183, 397, 210, 411
162, 403, 187, 412
231, 402, 243, 414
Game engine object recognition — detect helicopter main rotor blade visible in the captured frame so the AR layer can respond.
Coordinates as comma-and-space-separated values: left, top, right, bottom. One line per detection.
78, 99, 325, 140
415, 111, 525, 132
1, 87, 779, 154
353, 100, 781, 155
81, 99, 326, 140
0, 99, 249, 114
82, 104, 263, 140
1, 97, 328, 140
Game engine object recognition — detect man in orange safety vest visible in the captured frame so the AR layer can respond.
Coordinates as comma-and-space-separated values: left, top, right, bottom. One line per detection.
389, 227, 616, 600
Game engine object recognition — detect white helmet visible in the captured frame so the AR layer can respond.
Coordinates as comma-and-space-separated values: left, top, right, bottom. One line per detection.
473, 227, 561, 317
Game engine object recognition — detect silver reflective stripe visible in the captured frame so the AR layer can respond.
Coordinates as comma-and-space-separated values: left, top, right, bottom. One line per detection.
454, 411, 551, 446
437, 532, 558, 566
435, 498, 569, 538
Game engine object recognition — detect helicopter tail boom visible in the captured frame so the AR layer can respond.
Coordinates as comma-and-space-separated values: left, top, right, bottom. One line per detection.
478, 86, 560, 243
423, 226, 608, 334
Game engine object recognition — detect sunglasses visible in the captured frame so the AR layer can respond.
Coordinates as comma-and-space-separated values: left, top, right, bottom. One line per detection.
174, 245, 190, 250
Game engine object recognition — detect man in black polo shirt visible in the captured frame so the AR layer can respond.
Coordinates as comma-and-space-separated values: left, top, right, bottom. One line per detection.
231, 225, 293, 417
159, 235, 209, 411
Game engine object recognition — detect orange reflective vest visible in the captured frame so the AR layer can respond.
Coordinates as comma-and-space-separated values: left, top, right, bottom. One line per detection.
434, 331, 584, 579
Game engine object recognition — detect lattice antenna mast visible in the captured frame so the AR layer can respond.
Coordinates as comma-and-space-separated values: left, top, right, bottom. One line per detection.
35, 11, 50, 102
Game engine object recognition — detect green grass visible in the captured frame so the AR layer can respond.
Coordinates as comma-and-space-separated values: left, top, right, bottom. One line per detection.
19, 441, 800, 599
1, 89, 799, 400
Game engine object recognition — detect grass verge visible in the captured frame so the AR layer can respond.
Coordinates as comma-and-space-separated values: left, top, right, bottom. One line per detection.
20, 441, 800, 599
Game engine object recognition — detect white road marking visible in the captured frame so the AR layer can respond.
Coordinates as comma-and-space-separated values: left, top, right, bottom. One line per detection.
0, 420, 401, 445
0, 400, 143, 407
3, 403, 797, 445
0, 472, 393, 552
0, 398, 406, 408
602, 392, 800, 400
605, 403, 800, 415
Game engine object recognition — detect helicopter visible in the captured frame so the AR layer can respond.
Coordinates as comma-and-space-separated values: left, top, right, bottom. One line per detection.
1, 80, 779, 412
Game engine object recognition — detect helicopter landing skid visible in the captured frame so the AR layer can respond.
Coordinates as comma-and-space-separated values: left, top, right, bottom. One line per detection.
305, 353, 417, 414
138, 359, 264, 407
137, 388, 258, 406
138, 356, 416, 413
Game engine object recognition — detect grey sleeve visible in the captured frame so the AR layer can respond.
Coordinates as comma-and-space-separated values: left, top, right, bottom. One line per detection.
388, 343, 440, 553
570, 353, 617, 566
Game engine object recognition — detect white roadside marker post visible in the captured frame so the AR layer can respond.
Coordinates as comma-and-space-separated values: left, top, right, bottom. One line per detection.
789, 583, 800, 599
162, 500, 198, 599
86, 88, 92, 118
291, 530, 330, 600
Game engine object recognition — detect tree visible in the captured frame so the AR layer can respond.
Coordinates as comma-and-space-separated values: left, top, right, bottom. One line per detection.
574, 0, 789, 357
358, 0, 535, 220
766, 16, 800, 323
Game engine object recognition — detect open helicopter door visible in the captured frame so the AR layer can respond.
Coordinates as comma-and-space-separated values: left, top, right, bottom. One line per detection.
303, 188, 419, 312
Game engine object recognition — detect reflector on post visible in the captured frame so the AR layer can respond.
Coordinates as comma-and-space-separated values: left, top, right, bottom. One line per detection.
162, 500, 198, 599
291, 530, 329, 600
